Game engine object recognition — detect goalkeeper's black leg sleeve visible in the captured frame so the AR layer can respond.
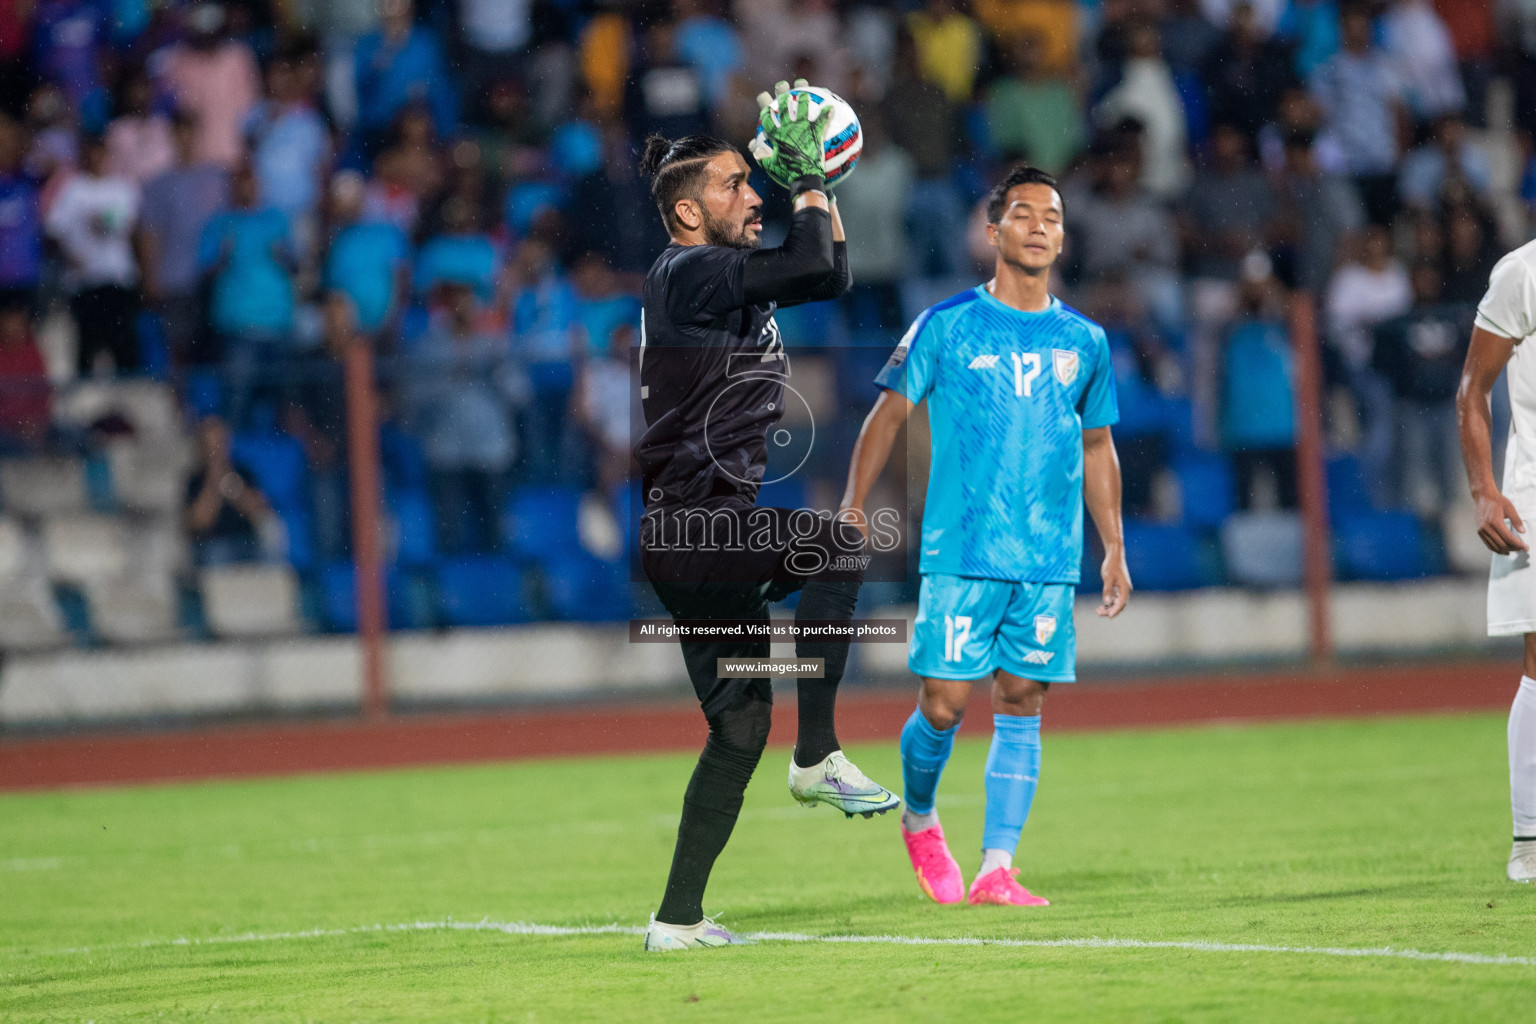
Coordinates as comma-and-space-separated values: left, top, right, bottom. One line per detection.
656, 694, 772, 926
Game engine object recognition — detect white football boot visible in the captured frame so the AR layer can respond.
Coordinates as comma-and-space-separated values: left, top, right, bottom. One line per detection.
788, 750, 901, 818
1508, 839, 1536, 882
643, 914, 754, 951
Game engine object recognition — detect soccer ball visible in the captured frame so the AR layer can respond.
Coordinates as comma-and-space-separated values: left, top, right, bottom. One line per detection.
753, 85, 862, 190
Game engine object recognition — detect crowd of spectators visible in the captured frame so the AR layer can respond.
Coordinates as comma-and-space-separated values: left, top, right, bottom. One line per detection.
0, 0, 1526, 590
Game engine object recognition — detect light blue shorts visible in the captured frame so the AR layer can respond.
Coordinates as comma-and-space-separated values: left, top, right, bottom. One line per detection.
909, 574, 1077, 683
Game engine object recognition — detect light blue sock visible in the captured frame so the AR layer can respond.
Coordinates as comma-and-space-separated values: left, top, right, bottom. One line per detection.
899, 708, 958, 815
982, 714, 1041, 855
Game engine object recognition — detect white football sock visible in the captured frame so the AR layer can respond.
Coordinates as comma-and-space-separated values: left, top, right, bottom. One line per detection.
979, 848, 1012, 876
1510, 677, 1536, 837
902, 808, 939, 832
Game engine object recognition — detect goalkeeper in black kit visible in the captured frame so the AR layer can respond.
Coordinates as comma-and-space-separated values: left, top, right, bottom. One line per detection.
637, 81, 898, 951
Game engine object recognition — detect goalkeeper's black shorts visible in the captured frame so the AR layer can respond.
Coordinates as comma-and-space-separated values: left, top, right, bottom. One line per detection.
640, 499, 864, 717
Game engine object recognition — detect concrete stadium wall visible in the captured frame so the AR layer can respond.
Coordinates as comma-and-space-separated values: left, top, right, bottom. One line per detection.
861, 578, 1498, 675
0, 579, 1508, 728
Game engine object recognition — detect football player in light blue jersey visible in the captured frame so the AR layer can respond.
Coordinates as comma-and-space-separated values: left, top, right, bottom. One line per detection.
839, 165, 1132, 908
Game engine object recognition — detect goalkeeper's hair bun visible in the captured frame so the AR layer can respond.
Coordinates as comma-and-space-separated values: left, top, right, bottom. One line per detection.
639, 135, 675, 179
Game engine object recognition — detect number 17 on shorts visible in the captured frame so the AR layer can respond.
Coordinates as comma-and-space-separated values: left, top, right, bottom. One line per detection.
908, 574, 1077, 683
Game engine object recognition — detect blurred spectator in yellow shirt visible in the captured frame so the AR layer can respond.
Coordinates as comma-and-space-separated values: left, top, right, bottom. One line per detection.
973, 0, 1079, 76
579, 1, 631, 118
908, 0, 982, 102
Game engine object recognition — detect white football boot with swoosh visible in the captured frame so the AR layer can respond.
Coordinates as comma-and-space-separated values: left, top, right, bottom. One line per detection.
788, 750, 901, 818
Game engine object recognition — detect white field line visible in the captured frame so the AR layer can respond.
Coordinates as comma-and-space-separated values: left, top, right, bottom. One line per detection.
36, 919, 1536, 968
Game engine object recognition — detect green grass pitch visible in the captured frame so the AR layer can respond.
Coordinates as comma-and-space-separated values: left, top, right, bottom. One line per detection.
5, 711, 1536, 1022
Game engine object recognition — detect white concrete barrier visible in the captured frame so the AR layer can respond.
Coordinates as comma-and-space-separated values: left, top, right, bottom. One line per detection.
0, 579, 1506, 727
862, 577, 1495, 674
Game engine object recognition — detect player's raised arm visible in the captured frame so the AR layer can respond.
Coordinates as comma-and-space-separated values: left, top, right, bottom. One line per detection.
1083, 425, 1131, 617
838, 388, 915, 535
739, 79, 850, 306
775, 195, 851, 307
1457, 326, 1526, 554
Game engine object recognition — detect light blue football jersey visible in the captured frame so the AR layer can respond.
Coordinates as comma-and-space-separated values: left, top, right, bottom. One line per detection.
874, 287, 1118, 583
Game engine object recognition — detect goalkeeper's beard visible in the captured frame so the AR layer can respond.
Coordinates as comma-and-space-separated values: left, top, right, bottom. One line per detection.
702, 206, 762, 251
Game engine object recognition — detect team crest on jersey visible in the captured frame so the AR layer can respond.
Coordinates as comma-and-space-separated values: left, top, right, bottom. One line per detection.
1052, 349, 1079, 386
1034, 614, 1057, 646
967, 354, 1000, 369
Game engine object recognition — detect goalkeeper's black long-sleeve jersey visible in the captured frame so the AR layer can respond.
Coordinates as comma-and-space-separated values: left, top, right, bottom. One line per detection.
636, 202, 851, 513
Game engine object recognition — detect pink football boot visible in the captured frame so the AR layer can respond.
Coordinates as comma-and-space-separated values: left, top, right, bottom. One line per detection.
967, 867, 1050, 907
901, 822, 966, 904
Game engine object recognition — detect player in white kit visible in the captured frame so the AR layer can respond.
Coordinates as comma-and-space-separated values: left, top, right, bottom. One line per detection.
1456, 237, 1536, 881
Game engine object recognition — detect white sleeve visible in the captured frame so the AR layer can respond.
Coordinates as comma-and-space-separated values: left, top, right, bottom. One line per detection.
1475, 251, 1536, 341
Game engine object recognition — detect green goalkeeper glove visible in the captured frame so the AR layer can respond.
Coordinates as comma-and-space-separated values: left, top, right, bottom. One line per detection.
749, 78, 829, 191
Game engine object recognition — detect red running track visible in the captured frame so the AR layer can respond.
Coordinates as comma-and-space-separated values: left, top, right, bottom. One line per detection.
0, 659, 1519, 791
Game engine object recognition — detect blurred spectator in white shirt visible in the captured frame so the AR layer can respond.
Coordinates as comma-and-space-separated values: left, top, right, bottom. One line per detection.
1380, 0, 1465, 119
1094, 21, 1190, 200
46, 134, 141, 376
1310, 4, 1408, 222
1325, 225, 1411, 506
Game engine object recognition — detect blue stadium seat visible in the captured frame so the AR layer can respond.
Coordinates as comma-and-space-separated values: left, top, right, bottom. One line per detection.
317, 562, 429, 632
435, 556, 530, 627
1122, 521, 1214, 591
183, 368, 224, 419
1221, 511, 1304, 588
380, 424, 429, 494
833, 344, 896, 407
232, 432, 309, 510
231, 432, 315, 570
1332, 512, 1428, 581
1077, 543, 1103, 595
756, 477, 806, 510
1162, 398, 1199, 455
136, 310, 171, 380
773, 300, 836, 349
543, 552, 633, 621
395, 304, 431, 349
503, 485, 583, 562
387, 488, 436, 567
52, 583, 92, 641
612, 482, 645, 557
847, 328, 897, 349
1173, 69, 1210, 148
1326, 455, 1372, 518
83, 453, 114, 511
1112, 344, 1170, 440
1174, 453, 1237, 528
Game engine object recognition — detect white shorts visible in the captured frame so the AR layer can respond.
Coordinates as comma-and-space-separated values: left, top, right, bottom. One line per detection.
1489, 546, 1536, 636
